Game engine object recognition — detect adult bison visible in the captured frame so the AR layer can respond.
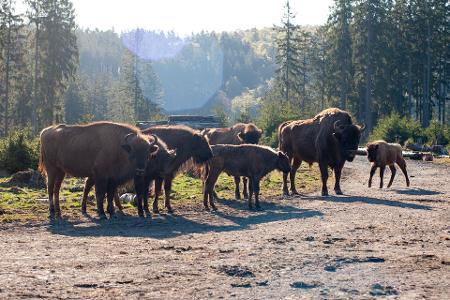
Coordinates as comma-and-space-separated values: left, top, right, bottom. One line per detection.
39, 122, 159, 219
201, 123, 263, 199
279, 108, 365, 196
203, 144, 291, 210
142, 125, 213, 214
81, 138, 177, 217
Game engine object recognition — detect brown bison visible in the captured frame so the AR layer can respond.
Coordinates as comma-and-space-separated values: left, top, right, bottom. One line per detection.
142, 125, 213, 214
203, 144, 291, 210
201, 123, 263, 199
366, 140, 410, 188
39, 122, 159, 219
81, 138, 177, 217
279, 108, 365, 196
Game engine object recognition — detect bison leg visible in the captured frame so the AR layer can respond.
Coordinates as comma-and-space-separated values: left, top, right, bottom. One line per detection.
94, 179, 108, 219
319, 162, 329, 196
113, 192, 123, 212
387, 165, 396, 188
397, 159, 410, 187
106, 180, 117, 217
82, 177, 95, 214
248, 177, 254, 209
52, 170, 65, 219
164, 177, 174, 213
152, 177, 163, 214
46, 170, 56, 218
333, 165, 343, 195
282, 172, 289, 196
290, 158, 301, 195
234, 176, 241, 199
242, 177, 249, 199
203, 169, 219, 211
379, 165, 386, 189
142, 181, 152, 217
252, 177, 261, 210
368, 165, 377, 188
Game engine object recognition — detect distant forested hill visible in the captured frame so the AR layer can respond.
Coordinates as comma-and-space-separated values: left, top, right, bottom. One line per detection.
75, 28, 279, 114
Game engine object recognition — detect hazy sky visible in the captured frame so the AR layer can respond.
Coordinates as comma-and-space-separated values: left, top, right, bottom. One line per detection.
21, 0, 333, 35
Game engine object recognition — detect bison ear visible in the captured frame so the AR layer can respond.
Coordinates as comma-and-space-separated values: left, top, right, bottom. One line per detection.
258, 128, 263, 135
121, 144, 132, 153
237, 132, 245, 142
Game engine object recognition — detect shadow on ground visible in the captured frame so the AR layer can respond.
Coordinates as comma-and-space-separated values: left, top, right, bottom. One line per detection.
47, 199, 323, 239
297, 194, 432, 210
392, 188, 443, 196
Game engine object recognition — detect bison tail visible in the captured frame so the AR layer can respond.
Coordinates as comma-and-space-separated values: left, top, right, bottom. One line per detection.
38, 146, 46, 177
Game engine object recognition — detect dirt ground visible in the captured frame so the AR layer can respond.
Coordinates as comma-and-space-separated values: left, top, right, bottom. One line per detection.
0, 156, 449, 299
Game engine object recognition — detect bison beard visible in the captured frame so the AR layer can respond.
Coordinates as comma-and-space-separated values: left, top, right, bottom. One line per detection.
202, 123, 263, 200
278, 108, 364, 196
203, 144, 290, 210
38, 122, 158, 219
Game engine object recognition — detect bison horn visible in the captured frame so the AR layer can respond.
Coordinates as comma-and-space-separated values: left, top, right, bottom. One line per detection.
124, 133, 135, 143
333, 120, 345, 132
360, 123, 366, 132
149, 134, 158, 146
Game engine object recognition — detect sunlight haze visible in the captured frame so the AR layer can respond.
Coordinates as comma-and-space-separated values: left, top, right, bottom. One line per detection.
70, 0, 332, 34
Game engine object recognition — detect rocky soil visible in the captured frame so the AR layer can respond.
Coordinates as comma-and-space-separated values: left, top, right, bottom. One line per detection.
0, 156, 449, 299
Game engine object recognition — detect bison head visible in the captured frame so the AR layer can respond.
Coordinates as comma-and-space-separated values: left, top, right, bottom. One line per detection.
121, 133, 159, 176
333, 121, 365, 162
192, 133, 213, 163
237, 125, 263, 144
276, 151, 291, 173
366, 143, 378, 162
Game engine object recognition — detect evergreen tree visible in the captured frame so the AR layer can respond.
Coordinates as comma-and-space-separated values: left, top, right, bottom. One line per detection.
274, 0, 304, 105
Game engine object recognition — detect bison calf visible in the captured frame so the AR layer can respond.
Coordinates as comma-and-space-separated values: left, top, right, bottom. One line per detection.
203, 144, 291, 210
366, 140, 410, 188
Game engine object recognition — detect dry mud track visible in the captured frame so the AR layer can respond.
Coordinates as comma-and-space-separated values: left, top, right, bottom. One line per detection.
0, 156, 449, 299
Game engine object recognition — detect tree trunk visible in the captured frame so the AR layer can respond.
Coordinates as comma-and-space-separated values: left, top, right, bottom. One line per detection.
3, 19, 12, 136
364, 2, 373, 133
32, 23, 40, 134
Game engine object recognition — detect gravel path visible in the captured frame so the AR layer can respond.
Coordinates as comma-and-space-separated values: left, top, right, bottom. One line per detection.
0, 156, 449, 299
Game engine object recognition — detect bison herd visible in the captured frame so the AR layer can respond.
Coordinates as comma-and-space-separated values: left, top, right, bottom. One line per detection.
38, 107, 410, 220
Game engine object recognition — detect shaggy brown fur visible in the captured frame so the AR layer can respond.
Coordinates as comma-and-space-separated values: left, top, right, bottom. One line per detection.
39, 122, 158, 219
81, 138, 176, 217
366, 140, 410, 188
278, 108, 364, 196
203, 144, 291, 210
142, 125, 213, 213
201, 123, 263, 200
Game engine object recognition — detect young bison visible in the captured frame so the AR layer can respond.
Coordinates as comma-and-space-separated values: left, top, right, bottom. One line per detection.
366, 140, 410, 188
203, 144, 291, 210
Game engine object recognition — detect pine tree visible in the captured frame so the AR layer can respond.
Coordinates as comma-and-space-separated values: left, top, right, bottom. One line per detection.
274, 0, 304, 105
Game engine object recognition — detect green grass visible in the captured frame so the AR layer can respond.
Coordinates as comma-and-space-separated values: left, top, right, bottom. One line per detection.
0, 165, 321, 223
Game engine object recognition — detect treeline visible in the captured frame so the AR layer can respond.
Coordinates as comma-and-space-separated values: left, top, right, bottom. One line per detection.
260, 0, 449, 139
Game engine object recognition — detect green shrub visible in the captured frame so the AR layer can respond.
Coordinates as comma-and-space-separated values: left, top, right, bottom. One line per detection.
0, 129, 40, 174
257, 101, 302, 147
369, 113, 425, 145
423, 120, 450, 146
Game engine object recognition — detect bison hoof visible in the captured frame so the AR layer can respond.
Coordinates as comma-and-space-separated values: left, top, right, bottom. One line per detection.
152, 208, 160, 214
204, 206, 210, 211
243, 193, 249, 199
335, 189, 343, 195
98, 213, 107, 220
167, 208, 174, 214
211, 205, 218, 211
321, 191, 329, 197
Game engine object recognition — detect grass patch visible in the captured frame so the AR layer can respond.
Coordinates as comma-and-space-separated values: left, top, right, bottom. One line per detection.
434, 157, 450, 165
0, 164, 321, 224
